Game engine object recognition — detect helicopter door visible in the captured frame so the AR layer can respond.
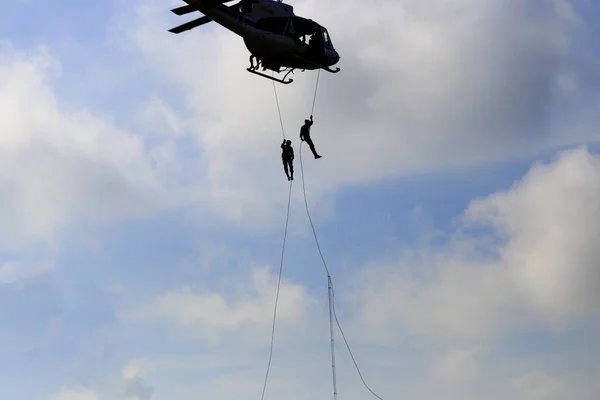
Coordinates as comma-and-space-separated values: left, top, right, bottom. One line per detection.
283, 17, 294, 36
309, 28, 324, 52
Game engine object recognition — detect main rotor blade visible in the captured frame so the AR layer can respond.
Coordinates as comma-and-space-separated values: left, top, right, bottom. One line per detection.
170, 0, 237, 16
171, 5, 197, 15
169, 15, 213, 33
171, 0, 236, 13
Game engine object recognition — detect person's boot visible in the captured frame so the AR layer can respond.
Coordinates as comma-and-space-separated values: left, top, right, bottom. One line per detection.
315, 154, 322, 159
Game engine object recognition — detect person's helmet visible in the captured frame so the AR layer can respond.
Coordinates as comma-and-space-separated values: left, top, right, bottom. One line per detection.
286, 140, 291, 145
305, 119, 310, 123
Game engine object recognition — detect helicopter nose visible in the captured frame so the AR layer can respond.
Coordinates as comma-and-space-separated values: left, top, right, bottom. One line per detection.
328, 50, 340, 66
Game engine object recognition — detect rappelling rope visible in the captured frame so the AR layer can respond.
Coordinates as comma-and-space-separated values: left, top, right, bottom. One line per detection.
260, 179, 292, 400
272, 77, 286, 140
299, 143, 384, 400
260, 73, 292, 400
260, 72, 323, 400
331, 278, 384, 400
298, 145, 330, 278
263, 70, 382, 400
311, 70, 321, 116
301, 70, 340, 400
298, 68, 384, 399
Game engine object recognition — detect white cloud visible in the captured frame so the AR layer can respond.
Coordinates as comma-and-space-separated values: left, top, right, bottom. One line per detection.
465, 146, 600, 327
124, 266, 316, 342
0, 259, 52, 285
123, 362, 145, 381
49, 361, 154, 400
133, 96, 185, 137
0, 43, 172, 250
0, 262, 17, 284
432, 345, 488, 383
513, 370, 568, 400
42, 146, 600, 400
51, 387, 99, 400
354, 146, 600, 343
552, 0, 579, 24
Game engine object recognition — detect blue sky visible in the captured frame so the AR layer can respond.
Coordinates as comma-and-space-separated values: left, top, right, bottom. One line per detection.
1, 0, 600, 399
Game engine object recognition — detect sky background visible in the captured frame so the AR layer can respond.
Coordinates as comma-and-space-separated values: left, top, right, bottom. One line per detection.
1, 0, 600, 399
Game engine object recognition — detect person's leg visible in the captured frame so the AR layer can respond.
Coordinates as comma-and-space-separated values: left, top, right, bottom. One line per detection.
283, 159, 290, 180
305, 137, 321, 158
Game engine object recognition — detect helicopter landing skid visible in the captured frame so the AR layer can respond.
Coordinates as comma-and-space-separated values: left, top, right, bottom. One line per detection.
294, 56, 341, 74
246, 64, 294, 84
323, 66, 340, 73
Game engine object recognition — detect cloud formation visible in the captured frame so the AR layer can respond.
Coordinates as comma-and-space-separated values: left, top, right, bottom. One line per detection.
50, 362, 154, 400
0, 44, 167, 250
123, 266, 316, 342
40, 146, 600, 399
355, 146, 600, 343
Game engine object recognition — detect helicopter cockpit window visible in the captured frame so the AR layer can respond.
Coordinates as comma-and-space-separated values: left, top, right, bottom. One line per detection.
289, 17, 319, 37
322, 28, 334, 50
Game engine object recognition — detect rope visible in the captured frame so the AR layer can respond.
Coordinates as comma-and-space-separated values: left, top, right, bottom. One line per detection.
331, 280, 384, 400
272, 75, 286, 139
264, 69, 381, 400
327, 275, 338, 400
260, 180, 293, 400
260, 71, 295, 400
311, 69, 321, 116
299, 143, 384, 400
299, 145, 330, 278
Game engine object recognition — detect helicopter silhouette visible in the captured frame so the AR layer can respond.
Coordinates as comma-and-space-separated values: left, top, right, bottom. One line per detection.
169, 0, 341, 84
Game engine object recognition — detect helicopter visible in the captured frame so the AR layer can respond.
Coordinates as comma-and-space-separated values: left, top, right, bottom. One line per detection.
168, 0, 340, 84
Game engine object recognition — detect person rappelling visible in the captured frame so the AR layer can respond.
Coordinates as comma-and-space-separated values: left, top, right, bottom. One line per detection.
281, 139, 294, 181
300, 115, 321, 159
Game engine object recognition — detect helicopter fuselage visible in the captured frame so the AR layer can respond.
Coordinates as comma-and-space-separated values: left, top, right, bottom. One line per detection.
178, 0, 340, 72
243, 28, 340, 71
